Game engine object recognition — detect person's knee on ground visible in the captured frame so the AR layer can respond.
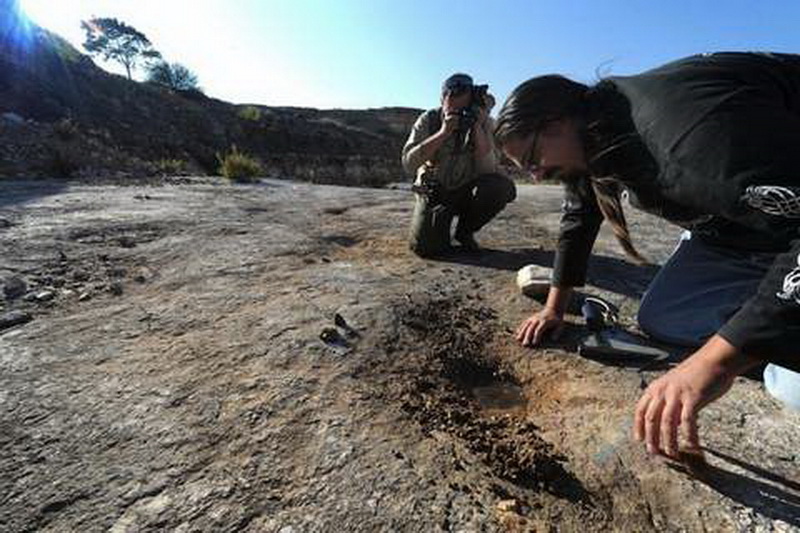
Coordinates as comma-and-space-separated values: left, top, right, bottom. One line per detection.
408, 195, 453, 258
637, 232, 767, 348
637, 292, 690, 345
409, 236, 447, 258
637, 296, 706, 347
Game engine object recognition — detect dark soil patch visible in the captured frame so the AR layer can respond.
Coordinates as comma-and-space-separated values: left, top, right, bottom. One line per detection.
320, 234, 360, 248
322, 206, 349, 215
379, 294, 593, 504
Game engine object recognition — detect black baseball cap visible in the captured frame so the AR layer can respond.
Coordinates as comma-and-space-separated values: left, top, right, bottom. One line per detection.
442, 73, 473, 96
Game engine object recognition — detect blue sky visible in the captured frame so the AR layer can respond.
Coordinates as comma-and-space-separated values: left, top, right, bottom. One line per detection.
17, 0, 800, 110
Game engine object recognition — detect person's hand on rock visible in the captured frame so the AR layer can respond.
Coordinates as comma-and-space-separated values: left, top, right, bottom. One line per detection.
516, 307, 564, 347
633, 335, 759, 458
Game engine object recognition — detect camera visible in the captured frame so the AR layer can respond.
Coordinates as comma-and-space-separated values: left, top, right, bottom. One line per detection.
411, 176, 442, 203
454, 84, 489, 137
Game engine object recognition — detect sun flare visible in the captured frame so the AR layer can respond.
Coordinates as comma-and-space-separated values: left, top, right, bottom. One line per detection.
19, 0, 72, 27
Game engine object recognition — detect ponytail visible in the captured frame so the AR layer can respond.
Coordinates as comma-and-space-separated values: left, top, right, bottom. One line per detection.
590, 176, 647, 265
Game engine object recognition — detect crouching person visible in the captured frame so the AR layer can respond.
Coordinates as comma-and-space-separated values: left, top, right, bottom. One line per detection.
402, 73, 516, 257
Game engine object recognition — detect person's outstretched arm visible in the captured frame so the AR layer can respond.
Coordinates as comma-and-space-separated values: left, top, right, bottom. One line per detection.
517, 178, 603, 346
634, 334, 761, 458
635, 236, 800, 458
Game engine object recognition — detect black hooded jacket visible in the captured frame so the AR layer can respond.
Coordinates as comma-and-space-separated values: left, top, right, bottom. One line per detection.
553, 52, 800, 371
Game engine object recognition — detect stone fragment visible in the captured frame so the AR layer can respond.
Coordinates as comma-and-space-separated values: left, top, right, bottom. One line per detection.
35, 290, 55, 302
0, 310, 32, 331
108, 282, 123, 296
133, 267, 153, 283
2, 276, 26, 300
320, 327, 348, 347
496, 499, 519, 513
72, 270, 90, 282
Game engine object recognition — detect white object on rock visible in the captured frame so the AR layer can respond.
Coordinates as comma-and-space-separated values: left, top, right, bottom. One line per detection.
496, 499, 519, 513
764, 364, 800, 411
516, 264, 551, 297
35, 290, 55, 302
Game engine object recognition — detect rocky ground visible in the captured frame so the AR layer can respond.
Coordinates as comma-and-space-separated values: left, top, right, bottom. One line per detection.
0, 178, 798, 532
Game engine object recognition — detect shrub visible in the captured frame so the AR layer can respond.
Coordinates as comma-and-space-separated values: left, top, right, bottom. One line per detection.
46, 145, 83, 178
157, 158, 187, 176
216, 146, 262, 182
237, 106, 262, 122
146, 61, 202, 92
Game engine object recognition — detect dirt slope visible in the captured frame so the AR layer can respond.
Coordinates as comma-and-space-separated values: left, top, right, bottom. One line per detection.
0, 2, 420, 181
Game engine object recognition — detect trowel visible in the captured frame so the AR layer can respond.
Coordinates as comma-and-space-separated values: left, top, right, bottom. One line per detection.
578, 296, 676, 365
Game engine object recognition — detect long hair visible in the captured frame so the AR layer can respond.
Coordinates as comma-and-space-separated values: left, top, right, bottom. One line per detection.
495, 76, 648, 264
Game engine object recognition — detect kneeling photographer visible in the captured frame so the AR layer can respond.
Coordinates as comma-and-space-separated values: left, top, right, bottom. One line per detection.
402, 73, 516, 257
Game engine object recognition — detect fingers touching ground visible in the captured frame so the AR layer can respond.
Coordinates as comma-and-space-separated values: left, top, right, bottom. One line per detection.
634, 382, 701, 457
515, 320, 534, 346
660, 398, 680, 457
515, 311, 564, 348
517, 318, 553, 347
643, 396, 665, 455
680, 397, 700, 449
515, 318, 538, 347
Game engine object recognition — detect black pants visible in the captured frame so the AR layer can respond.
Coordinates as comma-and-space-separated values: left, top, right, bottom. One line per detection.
408, 173, 516, 257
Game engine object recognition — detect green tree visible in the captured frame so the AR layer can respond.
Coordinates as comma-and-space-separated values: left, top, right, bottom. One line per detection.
146, 60, 202, 92
81, 17, 161, 79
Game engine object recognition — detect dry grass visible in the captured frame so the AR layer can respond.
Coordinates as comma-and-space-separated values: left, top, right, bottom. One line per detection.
216, 145, 262, 182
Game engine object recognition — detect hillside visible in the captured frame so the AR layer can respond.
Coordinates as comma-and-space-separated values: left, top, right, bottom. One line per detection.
0, 1, 420, 184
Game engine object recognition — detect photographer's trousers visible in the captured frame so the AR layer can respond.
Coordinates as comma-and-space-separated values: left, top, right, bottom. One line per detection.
408, 173, 516, 257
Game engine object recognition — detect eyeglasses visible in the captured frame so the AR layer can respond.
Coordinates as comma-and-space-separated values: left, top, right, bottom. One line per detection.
518, 119, 557, 176
519, 131, 541, 174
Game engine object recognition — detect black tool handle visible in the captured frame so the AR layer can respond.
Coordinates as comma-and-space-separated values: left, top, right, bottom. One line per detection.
581, 299, 605, 332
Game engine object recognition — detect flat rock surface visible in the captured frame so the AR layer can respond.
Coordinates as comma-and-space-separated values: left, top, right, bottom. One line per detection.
0, 178, 798, 532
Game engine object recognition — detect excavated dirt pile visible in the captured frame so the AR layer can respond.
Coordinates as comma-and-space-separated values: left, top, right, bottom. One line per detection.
391, 296, 577, 494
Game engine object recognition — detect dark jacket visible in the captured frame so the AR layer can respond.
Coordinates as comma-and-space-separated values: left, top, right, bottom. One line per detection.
554, 52, 800, 371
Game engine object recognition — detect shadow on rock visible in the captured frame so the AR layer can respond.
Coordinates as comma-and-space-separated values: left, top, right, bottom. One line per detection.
668, 447, 800, 527
434, 247, 660, 299
0, 179, 69, 209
